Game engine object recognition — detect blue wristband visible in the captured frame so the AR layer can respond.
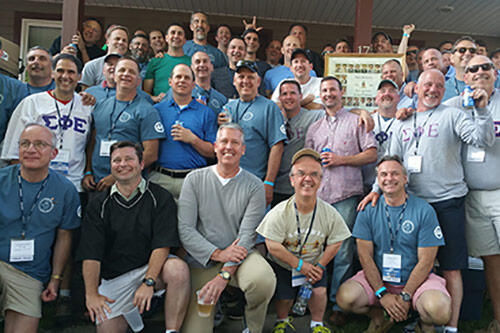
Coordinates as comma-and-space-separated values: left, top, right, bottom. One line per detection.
375, 286, 387, 297
84, 171, 92, 176
264, 180, 274, 187
316, 263, 327, 271
403, 33, 410, 38
296, 259, 303, 272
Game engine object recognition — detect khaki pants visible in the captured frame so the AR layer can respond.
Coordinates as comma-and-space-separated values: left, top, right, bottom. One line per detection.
183, 252, 276, 333
149, 170, 186, 200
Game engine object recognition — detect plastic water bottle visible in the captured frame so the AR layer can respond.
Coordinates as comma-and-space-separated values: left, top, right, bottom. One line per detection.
462, 86, 475, 108
292, 282, 313, 315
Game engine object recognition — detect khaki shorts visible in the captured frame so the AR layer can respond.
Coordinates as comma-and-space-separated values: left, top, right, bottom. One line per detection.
465, 189, 500, 257
0, 261, 43, 318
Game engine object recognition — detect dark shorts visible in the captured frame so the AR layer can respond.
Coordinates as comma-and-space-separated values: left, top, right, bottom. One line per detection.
271, 261, 327, 300
430, 196, 468, 270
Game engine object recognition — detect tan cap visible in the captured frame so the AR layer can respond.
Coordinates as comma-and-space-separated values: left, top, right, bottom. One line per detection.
291, 148, 321, 165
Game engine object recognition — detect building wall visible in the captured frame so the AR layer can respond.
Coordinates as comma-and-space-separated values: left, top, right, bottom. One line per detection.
1, 0, 500, 56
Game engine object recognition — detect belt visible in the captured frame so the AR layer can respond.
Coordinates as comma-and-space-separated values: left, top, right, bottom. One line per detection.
155, 166, 192, 179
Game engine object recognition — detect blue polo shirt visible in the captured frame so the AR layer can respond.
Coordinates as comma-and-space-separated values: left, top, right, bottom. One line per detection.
154, 97, 217, 170
353, 194, 444, 285
0, 165, 80, 282
0, 74, 28, 141
224, 95, 287, 179
92, 94, 166, 181
183, 40, 228, 69
164, 84, 227, 116
86, 82, 154, 104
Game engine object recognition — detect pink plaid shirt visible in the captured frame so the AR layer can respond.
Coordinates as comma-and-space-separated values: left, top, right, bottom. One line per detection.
305, 108, 376, 204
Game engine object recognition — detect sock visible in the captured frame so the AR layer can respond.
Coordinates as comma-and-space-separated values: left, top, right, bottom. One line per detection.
59, 289, 70, 297
310, 320, 323, 328
444, 326, 458, 332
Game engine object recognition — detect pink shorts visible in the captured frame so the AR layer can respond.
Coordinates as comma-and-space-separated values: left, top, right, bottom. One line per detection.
349, 270, 450, 309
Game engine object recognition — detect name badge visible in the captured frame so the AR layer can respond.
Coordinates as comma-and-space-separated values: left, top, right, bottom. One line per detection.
467, 146, 485, 163
382, 253, 401, 283
407, 155, 422, 173
291, 269, 307, 287
50, 149, 70, 175
100, 140, 117, 157
10, 239, 35, 262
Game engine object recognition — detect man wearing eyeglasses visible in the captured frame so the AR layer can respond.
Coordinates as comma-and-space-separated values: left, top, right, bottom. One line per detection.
442, 36, 478, 102
257, 148, 350, 333
443, 55, 500, 332
359, 69, 495, 332
0, 124, 80, 333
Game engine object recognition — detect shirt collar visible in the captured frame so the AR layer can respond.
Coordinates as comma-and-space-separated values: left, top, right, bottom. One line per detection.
110, 178, 146, 201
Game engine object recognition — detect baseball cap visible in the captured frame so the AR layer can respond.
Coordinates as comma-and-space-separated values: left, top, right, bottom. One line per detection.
377, 79, 398, 90
235, 60, 258, 73
291, 148, 321, 165
291, 48, 312, 62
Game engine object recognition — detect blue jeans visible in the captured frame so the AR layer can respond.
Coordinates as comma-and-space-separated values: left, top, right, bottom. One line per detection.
329, 195, 360, 311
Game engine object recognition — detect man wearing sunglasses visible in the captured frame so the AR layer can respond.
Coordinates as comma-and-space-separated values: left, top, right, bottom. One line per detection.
442, 36, 478, 102
443, 55, 500, 332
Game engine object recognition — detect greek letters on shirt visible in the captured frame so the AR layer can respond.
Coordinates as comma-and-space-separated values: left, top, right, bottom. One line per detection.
41, 115, 88, 134
494, 121, 500, 137
402, 122, 440, 142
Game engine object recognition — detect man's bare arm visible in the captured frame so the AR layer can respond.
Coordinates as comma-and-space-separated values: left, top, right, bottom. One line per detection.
401, 246, 438, 296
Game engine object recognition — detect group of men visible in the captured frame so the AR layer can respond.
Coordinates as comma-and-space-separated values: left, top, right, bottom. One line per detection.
0, 9, 499, 333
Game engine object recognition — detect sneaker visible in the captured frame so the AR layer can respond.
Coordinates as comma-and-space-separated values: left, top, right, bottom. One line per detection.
271, 318, 296, 333
311, 324, 331, 333
213, 300, 224, 327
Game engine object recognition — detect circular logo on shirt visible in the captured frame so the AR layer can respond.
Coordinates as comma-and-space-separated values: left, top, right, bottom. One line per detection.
0, 94, 4, 104
280, 123, 286, 135
401, 220, 415, 234
38, 197, 55, 213
434, 226, 443, 239
77, 205, 82, 218
242, 111, 254, 121
119, 112, 131, 123
154, 122, 165, 133
211, 99, 221, 108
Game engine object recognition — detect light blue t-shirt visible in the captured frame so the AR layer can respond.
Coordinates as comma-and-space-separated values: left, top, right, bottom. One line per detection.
25, 80, 56, 96
0, 165, 81, 282
183, 40, 228, 69
92, 95, 166, 181
0, 74, 28, 141
85, 83, 154, 104
223, 95, 287, 179
353, 194, 445, 285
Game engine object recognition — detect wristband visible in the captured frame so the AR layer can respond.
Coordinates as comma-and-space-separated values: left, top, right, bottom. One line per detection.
403, 33, 410, 38
264, 180, 274, 187
316, 263, 326, 271
296, 259, 303, 272
375, 286, 387, 297
84, 171, 92, 176
51, 274, 63, 280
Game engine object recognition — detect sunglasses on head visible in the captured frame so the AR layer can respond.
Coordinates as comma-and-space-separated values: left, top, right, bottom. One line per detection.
454, 47, 477, 54
465, 62, 495, 73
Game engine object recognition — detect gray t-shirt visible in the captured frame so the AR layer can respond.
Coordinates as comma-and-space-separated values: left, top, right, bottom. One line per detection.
80, 55, 106, 87
444, 90, 500, 190
387, 103, 495, 202
275, 109, 323, 195
178, 166, 265, 268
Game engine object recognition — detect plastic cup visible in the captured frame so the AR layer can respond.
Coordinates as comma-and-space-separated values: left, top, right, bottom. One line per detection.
123, 307, 144, 332
196, 290, 214, 317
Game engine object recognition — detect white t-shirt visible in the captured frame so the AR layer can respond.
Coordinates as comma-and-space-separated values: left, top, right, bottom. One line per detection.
1, 91, 93, 191
271, 76, 322, 109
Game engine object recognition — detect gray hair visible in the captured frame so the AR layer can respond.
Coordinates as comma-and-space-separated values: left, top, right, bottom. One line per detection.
27, 46, 52, 61
376, 155, 407, 176
23, 123, 57, 147
217, 122, 245, 145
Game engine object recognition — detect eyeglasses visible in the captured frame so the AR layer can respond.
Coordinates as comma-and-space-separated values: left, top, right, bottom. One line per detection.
19, 139, 53, 150
465, 62, 495, 73
454, 47, 477, 54
292, 170, 321, 180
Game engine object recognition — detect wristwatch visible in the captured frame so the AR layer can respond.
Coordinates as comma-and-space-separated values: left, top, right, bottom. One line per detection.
218, 270, 231, 281
400, 291, 411, 302
142, 277, 156, 287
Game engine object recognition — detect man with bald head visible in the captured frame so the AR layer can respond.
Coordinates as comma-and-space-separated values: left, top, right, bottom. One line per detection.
443, 55, 500, 332
360, 68, 495, 332
0, 124, 80, 333
264, 35, 317, 97
151, 63, 217, 199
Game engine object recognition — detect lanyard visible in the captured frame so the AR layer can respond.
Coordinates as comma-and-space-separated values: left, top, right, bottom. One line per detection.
108, 98, 133, 140
52, 91, 75, 149
453, 78, 461, 95
375, 114, 395, 145
17, 169, 49, 239
294, 201, 317, 257
412, 109, 436, 155
234, 99, 255, 122
384, 197, 408, 253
